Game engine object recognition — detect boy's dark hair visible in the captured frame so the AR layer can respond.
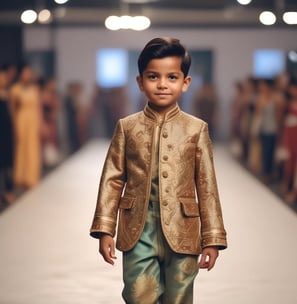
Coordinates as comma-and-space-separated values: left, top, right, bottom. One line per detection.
137, 37, 191, 77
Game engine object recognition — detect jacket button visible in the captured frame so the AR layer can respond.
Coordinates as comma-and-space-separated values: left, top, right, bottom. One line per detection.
163, 200, 168, 206
165, 187, 170, 193
163, 155, 168, 161
162, 171, 168, 178
163, 132, 168, 138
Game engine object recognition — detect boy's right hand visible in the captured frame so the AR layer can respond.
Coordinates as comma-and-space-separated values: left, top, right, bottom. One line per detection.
99, 234, 117, 265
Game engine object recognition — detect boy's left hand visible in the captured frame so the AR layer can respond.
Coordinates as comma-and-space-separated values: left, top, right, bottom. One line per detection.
199, 247, 219, 271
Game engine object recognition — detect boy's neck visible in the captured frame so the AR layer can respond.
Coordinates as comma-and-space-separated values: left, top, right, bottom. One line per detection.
147, 101, 178, 118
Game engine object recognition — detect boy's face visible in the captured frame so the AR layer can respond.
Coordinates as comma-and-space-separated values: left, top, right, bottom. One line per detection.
137, 56, 191, 113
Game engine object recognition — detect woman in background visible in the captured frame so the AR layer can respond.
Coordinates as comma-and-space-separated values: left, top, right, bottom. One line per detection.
10, 65, 42, 189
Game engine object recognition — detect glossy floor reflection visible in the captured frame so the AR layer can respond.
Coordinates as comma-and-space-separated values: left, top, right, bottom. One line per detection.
0, 140, 297, 304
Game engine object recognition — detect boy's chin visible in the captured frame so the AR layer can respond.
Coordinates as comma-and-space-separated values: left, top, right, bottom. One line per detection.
148, 101, 177, 108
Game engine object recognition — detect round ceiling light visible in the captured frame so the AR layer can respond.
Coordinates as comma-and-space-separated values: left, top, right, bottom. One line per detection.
21, 10, 37, 24
131, 16, 151, 31
105, 15, 151, 31
283, 12, 297, 25
54, 0, 69, 4
237, 0, 252, 5
288, 51, 297, 62
38, 9, 53, 24
259, 11, 276, 25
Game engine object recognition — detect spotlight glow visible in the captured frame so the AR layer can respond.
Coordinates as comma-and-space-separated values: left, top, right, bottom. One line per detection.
131, 16, 151, 31
54, 0, 69, 4
105, 15, 151, 31
120, 15, 133, 29
259, 11, 276, 25
105, 16, 121, 31
21, 10, 37, 24
283, 12, 297, 25
237, 0, 252, 5
288, 51, 297, 62
38, 9, 52, 24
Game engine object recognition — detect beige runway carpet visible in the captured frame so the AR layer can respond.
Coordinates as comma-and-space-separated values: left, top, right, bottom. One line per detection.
0, 140, 297, 304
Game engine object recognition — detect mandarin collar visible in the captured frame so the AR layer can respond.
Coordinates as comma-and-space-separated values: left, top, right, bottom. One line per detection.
144, 103, 180, 123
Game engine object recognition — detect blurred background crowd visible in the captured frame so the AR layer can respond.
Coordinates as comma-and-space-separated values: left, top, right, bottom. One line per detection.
1, 59, 297, 211
230, 73, 297, 205
0, 63, 92, 208
0, 0, 296, 214
0, 61, 221, 209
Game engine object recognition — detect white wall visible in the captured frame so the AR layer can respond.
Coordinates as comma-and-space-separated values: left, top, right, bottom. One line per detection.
24, 26, 297, 140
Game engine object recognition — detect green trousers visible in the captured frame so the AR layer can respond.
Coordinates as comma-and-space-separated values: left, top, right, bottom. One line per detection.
122, 201, 199, 304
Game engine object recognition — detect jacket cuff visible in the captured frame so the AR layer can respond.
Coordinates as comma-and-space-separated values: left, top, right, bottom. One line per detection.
90, 216, 116, 239
201, 237, 227, 250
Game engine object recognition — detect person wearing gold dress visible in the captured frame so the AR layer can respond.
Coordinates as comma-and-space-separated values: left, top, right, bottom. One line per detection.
10, 65, 42, 189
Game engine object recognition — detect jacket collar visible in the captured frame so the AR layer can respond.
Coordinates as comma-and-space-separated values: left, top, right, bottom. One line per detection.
144, 103, 180, 123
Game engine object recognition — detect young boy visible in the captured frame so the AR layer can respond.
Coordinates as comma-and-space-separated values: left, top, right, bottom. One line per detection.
90, 37, 227, 304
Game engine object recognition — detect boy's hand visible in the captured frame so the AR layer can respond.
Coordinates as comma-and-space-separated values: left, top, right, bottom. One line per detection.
99, 234, 117, 265
199, 247, 219, 271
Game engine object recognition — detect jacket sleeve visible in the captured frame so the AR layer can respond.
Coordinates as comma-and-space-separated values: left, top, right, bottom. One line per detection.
195, 122, 227, 250
90, 119, 126, 239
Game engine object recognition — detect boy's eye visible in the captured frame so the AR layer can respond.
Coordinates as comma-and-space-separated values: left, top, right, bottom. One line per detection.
169, 75, 178, 80
147, 74, 158, 80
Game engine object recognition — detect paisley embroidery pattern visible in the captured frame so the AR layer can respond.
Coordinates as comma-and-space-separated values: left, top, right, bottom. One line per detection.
91, 105, 227, 254
131, 274, 159, 304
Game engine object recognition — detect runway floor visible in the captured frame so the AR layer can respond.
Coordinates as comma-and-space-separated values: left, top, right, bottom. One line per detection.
0, 140, 297, 304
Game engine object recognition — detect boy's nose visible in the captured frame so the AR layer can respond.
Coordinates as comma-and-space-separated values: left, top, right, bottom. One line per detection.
157, 78, 167, 89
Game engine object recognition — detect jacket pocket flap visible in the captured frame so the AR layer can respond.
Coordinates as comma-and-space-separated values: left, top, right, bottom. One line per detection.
119, 197, 135, 209
180, 198, 199, 217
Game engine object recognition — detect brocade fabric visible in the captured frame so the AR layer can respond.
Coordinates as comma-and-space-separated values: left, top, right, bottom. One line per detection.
90, 104, 227, 255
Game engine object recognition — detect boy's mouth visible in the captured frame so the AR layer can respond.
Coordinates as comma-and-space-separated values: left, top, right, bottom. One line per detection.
155, 93, 171, 96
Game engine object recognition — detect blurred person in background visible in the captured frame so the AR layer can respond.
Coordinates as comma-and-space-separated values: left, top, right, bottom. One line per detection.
101, 86, 131, 138
41, 77, 61, 167
3, 63, 17, 87
280, 77, 297, 204
64, 82, 85, 153
254, 79, 284, 183
9, 64, 43, 189
240, 77, 258, 164
272, 73, 288, 181
89, 84, 106, 138
0, 67, 14, 204
273, 73, 289, 138
192, 82, 218, 139
230, 81, 245, 158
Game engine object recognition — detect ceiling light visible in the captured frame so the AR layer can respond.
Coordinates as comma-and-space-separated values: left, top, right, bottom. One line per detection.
21, 10, 37, 24
259, 11, 276, 26
105, 15, 151, 31
237, 0, 252, 5
288, 51, 297, 62
54, 0, 69, 4
131, 16, 151, 31
283, 12, 297, 25
105, 16, 121, 31
38, 9, 52, 24
120, 15, 133, 29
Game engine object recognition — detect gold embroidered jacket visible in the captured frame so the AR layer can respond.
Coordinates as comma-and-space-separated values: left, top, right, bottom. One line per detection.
90, 104, 227, 255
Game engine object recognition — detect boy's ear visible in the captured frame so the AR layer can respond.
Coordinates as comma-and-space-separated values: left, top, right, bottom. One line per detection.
136, 75, 144, 91
182, 76, 192, 93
